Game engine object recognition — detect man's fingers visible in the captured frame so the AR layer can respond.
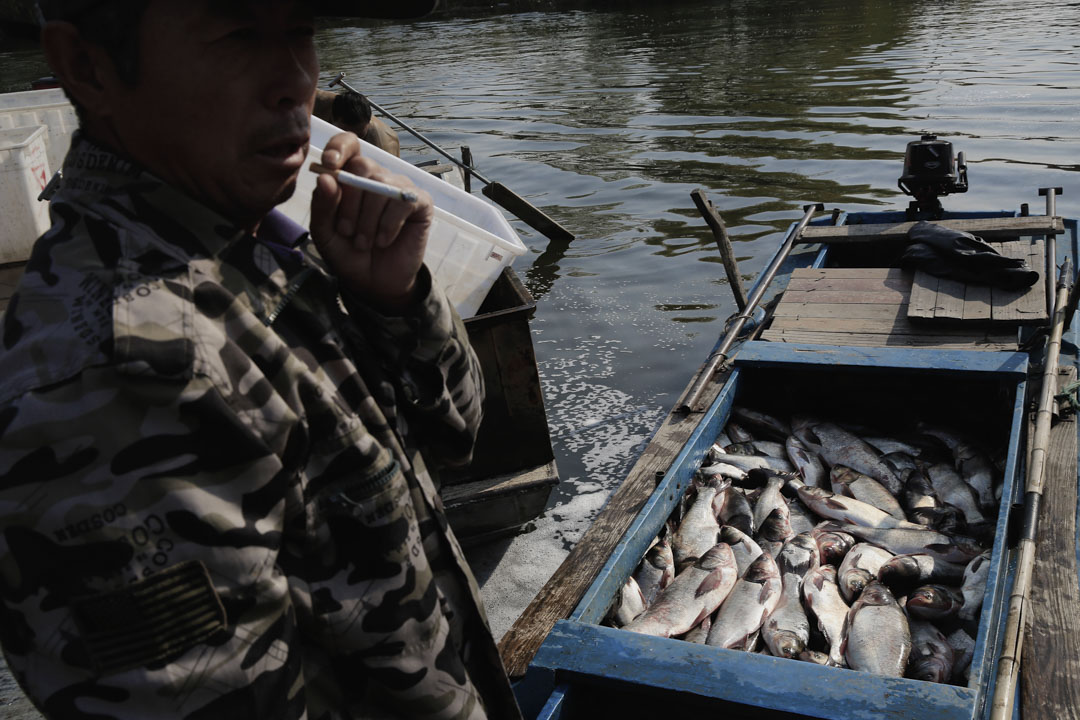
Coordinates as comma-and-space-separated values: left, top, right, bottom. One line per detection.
311, 173, 342, 247
319, 131, 361, 171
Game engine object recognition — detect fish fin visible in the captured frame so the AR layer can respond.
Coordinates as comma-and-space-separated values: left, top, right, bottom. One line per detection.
695, 570, 729, 599
824, 497, 848, 510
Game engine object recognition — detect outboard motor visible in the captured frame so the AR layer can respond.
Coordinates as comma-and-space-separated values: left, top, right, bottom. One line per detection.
898, 135, 968, 219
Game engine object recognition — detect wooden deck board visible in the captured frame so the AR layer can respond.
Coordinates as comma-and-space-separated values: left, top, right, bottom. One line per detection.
798, 215, 1063, 243
761, 268, 1017, 351
1021, 366, 1080, 720
907, 238, 1048, 325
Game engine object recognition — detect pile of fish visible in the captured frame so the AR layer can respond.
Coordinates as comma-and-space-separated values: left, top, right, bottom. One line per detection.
606, 406, 1001, 685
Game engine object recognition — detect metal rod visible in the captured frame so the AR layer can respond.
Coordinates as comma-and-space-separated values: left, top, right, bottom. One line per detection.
1039, 187, 1062, 316
329, 72, 576, 244
989, 255, 1073, 720
330, 72, 494, 184
676, 203, 824, 414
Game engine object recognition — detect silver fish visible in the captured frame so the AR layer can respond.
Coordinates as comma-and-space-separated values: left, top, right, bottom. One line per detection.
956, 443, 996, 512
802, 564, 849, 667
608, 575, 647, 627
786, 435, 827, 488
959, 549, 992, 621
907, 619, 955, 684
753, 475, 789, 532
901, 469, 940, 513
876, 553, 966, 597
776, 532, 820, 577
756, 506, 794, 560
822, 522, 983, 565
906, 584, 964, 622
753, 440, 788, 459
798, 650, 831, 665
672, 477, 727, 569
682, 614, 712, 644
625, 544, 739, 638
762, 570, 811, 658
707, 552, 782, 650
699, 462, 750, 483
720, 525, 764, 577
837, 543, 894, 603
908, 505, 967, 535
810, 524, 856, 567
786, 497, 817, 536
714, 431, 733, 448
927, 463, 985, 526
864, 436, 926, 458
947, 628, 976, 684
724, 442, 759, 456
719, 487, 755, 536
731, 407, 790, 441
725, 422, 755, 444
797, 485, 919, 530
716, 453, 794, 474
843, 581, 911, 677
634, 539, 675, 607
803, 422, 903, 496
831, 465, 907, 521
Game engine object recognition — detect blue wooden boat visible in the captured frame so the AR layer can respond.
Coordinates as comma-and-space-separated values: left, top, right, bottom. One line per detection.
509, 138, 1080, 720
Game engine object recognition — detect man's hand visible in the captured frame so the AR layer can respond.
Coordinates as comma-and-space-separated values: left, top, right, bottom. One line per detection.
310, 132, 432, 311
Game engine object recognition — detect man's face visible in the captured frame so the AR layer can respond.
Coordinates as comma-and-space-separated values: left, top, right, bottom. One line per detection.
107, 0, 318, 227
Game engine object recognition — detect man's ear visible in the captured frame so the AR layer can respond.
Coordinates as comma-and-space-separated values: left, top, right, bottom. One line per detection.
40, 21, 120, 120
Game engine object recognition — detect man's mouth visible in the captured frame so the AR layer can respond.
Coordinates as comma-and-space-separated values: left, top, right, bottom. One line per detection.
256, 136, 309, 171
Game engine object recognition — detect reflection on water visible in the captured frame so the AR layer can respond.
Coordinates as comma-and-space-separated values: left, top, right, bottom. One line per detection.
2, 0, 1079, 637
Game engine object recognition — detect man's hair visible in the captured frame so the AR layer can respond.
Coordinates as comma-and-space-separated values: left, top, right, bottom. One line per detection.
42, 0, 151, 121
332, 91, 373, 128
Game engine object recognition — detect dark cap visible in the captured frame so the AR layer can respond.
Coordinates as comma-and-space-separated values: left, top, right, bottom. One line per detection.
37, 0, 438, 21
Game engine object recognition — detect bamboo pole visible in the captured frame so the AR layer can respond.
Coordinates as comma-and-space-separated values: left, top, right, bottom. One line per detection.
690, 189, 748, 312
990, 256, 1074, 720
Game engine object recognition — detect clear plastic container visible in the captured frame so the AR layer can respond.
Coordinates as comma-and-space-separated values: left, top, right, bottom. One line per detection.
277, 116, 526, 318
0, 125, 51, 261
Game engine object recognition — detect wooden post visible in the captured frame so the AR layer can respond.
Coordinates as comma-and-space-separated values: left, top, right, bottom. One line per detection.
690, 189, 748, 312
461, 146, 473, 194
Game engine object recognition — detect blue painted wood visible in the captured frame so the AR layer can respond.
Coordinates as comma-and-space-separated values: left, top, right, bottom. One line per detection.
969, 376, 1027, 718
570, 368, 743, 624
734, 341, 1030, 378
533, 684, 568, 720
532, 621, 976, 720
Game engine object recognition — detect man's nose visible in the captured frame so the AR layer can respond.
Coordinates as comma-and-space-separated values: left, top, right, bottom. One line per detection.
263, 39, 318, 111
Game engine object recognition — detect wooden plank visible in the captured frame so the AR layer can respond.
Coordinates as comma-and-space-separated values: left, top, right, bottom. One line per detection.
909, 270, 940, 320
768, 315, 998, 337
778, 288, 909, 305
760, 328, 1015, 350
785, 275, 910, 293
1021, 366, 1080, 720
790, 267, 905, 280
798, 216, 1064, 244
934, 277, 967, 320
963, 282, 993, 322
497, 362, 733, 678
992, 239, 1048, 324
773, 302, 908, 320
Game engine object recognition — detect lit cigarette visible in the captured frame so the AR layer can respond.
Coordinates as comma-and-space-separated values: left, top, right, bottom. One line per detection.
309, 162, 419, 203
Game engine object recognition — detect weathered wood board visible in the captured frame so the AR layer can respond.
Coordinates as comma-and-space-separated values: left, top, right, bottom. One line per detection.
761, 268, 1016, 351
1021, 366, 1080, 720
908, 238, 1047, 325
798, 215, 1064, 243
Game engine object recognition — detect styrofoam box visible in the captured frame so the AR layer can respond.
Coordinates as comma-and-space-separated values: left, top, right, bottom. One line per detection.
277, 116, 526, 318
0, 89, 79, 179
0, 125, 51, 261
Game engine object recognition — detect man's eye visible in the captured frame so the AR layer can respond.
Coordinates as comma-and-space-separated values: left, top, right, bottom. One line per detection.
290, 24, 316, 38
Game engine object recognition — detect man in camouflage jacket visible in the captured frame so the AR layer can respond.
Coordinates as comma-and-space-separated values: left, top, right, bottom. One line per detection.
0, 1, 521, 718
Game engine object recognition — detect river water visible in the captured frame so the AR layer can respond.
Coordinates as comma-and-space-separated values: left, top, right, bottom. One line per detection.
1, 0, 1079, 702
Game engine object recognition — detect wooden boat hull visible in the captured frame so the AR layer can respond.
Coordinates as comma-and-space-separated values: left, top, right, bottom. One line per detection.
514, 209, 1080, 719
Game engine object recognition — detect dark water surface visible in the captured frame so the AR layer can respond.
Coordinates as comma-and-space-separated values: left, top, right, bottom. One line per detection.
2, 0, 1079, 645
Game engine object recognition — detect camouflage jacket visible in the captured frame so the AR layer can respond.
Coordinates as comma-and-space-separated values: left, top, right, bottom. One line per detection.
0, 134, 521, 720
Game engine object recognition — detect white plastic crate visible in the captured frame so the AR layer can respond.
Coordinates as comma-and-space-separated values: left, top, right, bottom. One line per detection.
277, 116, 526, 318
0, 89, 79, 178
0, 125, 51, 262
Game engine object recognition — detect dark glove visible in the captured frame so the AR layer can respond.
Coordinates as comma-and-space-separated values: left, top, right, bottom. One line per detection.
903, 221, 1039, 290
